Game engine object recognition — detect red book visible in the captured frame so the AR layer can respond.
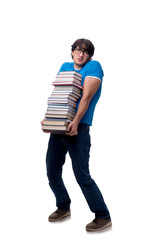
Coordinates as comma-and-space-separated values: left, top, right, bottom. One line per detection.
52, 82, 83, 89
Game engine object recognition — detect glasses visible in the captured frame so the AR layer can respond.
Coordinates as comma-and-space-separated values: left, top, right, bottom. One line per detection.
74, 48, 89, 57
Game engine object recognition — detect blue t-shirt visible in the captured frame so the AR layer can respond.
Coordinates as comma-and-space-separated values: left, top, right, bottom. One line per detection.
58, 60, 104, 126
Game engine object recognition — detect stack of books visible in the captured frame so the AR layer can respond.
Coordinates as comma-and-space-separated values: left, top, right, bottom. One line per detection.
42, 71, 83, 134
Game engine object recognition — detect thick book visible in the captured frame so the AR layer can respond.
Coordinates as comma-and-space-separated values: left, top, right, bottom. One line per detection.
46, 110, 75, 117
48, 101, 76, 108
48, 99, 76, 108
54, 77, 81, 85
59, 71, 82, 78
53, 86, 81, 95
50, 93, 79, 101
45, 114, 74, 121
56, 74, 82, 81
52, 81, 83, 89
49, 94, 78, 101
42, 118, 70, 126
46, 106, 75, 112
47, 102, 76, 109
42, 124, 69, 133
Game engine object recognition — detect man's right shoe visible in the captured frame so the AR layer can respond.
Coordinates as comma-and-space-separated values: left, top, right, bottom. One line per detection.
48, 208, 71, 222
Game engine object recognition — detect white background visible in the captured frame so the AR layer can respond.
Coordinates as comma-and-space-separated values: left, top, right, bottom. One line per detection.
0, 0, 160, 239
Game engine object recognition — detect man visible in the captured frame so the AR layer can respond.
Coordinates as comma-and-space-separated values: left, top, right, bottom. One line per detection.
42, 38, 112, 232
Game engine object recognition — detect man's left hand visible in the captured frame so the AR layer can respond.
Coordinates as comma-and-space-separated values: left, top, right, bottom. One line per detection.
66, 121, 78, 136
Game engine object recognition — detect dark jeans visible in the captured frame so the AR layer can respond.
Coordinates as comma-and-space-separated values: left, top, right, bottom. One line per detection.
46, 123, 110, 218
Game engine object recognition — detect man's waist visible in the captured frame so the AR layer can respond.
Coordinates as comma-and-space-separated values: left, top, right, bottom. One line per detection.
78, 123, 90, 131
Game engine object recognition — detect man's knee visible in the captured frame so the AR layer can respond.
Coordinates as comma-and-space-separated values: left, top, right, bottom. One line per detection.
75, 173, 95, 187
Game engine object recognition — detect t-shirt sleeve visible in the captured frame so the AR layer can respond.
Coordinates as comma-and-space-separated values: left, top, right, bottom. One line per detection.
85, 61, 104, 81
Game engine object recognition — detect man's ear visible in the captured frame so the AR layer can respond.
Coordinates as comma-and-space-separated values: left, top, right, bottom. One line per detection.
71, 51, 74, 59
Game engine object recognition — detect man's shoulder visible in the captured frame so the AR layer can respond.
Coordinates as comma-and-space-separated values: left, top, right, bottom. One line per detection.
62, 62, 73, 65
85, 60, 103, 70
61, 62, 74, 68
86, 60, 101, 66
85, 60, 103, 72
83, 60, 104, 80
61, 62, 74, 71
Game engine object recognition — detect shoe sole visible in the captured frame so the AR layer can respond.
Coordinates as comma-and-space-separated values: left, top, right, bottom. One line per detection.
86, 221, 112, 232
48, 212, 71, 222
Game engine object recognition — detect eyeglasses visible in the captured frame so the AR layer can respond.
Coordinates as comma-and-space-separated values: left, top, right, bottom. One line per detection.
74, 48, 89, 57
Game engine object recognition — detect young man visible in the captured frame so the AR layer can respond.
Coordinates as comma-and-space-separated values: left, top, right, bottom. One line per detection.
42, 38, 111, 232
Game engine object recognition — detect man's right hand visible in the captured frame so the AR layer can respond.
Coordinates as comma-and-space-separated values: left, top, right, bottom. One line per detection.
41, 121, 51, 133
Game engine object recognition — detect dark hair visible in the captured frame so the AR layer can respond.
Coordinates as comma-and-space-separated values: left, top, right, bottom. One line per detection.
71, 38, 95, 57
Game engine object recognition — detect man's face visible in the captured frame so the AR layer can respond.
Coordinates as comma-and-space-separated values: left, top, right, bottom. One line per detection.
72, 46, 90, 69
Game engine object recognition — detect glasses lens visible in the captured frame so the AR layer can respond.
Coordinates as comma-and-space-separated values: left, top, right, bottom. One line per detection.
83, 51, 89, 56
75, 49, 81, 54
75, 48, 89, 56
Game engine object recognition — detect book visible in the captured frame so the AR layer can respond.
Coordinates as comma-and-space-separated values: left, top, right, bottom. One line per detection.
48, 99, 76, 108
47, 105, 75, 110
59, 71, 82, 78
50, 93, 79, 101
42, 118, 70, 126
45, 114, 74, 121
42, 124, 69, 130
42, 124, 69, 134
56, 74, 82, 81
47, 103, 76, 112
46, 110, 75, 117
54, 85, 81, 94
54, 78, 81, 85
52, 81, 83, 89
49, 94, 78, 101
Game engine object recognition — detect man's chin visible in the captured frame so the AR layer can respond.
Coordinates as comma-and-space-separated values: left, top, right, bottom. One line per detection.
76, 60, 90, 68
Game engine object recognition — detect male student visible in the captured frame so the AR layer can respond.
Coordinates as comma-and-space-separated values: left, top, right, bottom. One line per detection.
42, 38, 111, 232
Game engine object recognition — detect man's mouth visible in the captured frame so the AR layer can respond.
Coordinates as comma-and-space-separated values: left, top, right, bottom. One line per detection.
77, 58, 84, 62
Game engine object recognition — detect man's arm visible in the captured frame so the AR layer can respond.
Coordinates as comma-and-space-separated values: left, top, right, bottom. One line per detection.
66, 77, 101, 136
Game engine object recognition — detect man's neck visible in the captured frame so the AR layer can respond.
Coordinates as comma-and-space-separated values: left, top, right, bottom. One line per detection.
74, 63, 82, 70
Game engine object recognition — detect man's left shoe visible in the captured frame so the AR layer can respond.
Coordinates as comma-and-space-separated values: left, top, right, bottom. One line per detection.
86, 217, 112, 232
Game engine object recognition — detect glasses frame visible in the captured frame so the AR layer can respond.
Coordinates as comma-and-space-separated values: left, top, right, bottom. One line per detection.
74, 47, 89, 57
